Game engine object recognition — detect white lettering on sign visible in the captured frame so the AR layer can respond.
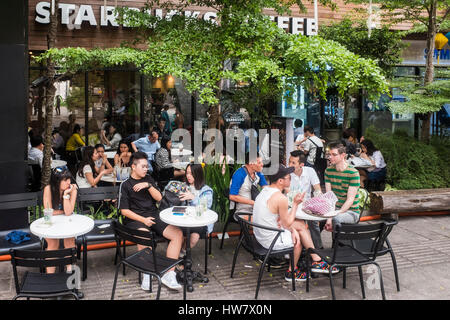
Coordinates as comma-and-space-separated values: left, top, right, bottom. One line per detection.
34, 1, 317, 35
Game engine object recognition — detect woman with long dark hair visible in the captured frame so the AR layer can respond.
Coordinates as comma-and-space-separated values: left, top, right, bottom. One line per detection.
76, 146, 107, 188
42, 166, 78, 273
155, 135, 185, 179
179, 163, 214, 249
114, 140, 133, 168
359, 139, 387, 188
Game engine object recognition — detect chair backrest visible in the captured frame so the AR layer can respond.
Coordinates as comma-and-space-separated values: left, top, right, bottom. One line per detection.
10, 248, 77, 295
0, 192, 41, 223
332, 221, 388, 262
234, 211, 284, 253
112, 220, 156, 249
356, 188, 370, 224
77, 186, 119, 216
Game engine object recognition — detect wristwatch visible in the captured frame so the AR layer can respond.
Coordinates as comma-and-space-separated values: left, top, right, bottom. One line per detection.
63, 194, 70, 200
147, 182, 153, 189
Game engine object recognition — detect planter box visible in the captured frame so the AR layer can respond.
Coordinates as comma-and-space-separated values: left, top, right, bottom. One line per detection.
323, 128, 342, 142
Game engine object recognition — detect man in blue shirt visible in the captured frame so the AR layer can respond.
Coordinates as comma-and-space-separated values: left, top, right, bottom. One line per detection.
131, 129, 161, 172
229, 154, 268, 213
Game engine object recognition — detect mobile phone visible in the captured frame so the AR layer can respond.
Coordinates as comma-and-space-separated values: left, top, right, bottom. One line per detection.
173, 206, 186, 213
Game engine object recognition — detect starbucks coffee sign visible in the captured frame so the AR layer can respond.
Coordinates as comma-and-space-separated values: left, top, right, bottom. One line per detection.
34, 1, 318, 35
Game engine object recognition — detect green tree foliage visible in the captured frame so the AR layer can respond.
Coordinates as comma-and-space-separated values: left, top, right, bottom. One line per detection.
365, 126, 450, 189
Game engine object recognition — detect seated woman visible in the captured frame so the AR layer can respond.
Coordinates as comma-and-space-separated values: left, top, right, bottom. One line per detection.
155, 136, 185, 180
101, 123, 122, 150
94, 144, 114, 175
342, 128, 358, 156
179, 163, 214, 249
76, 146, 108, 188
42, 166, 78, 273
359, 139, 387, 188
114, 140, 133, 168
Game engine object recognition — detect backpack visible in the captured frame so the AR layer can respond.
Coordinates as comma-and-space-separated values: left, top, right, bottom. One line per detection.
308, 137, 328, 184
159, 180, 189, 211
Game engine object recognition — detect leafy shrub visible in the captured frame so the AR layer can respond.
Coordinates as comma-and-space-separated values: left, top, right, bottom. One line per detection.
365, 126, 450, 190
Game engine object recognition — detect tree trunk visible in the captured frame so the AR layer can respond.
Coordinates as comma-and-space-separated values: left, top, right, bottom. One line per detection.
41, 0, 59, 188
370, 188, 450, 214
342, 94, 351, 130
421, 0, 437, 143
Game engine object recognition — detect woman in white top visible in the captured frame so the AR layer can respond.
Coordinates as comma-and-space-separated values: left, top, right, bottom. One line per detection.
76, 146, 108, 188
359, 139, 387, 188
101, 123, 122, 150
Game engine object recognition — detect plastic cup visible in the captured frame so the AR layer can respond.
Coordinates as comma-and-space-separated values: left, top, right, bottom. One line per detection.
43, 208, 53, 225
195, 205, 203, 219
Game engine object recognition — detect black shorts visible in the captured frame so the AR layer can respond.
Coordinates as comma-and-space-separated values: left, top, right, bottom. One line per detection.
182, 226, 208, 238
124, 214, 169, 238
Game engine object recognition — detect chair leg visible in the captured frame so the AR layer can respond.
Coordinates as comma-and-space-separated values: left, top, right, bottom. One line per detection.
329, 264, 337, 300
389, 249, 401, 292
230, 236, 244, 278
204, 233, 208, 274
82, 237, 87, 281
183, 263, 187, 301
122, 241, 127, 276
255, 255, 270, 300
290, 252, 296, 292
208, 233, 212, 255
373, 262, 386, 300
306, 252, 311, 293
111, 263, 122, 300
219, 218, 231, 249
156, 276, 162, 300
358, 266, 366, 299
343, 267, 347, 289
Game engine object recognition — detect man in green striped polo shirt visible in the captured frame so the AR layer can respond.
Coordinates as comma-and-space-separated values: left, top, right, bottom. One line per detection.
324, 142, 360, 232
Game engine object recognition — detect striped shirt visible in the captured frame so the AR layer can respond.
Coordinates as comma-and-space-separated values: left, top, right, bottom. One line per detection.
325, 165, 360, 214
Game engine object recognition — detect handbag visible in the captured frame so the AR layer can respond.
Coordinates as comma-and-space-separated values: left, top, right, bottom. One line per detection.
243, 166, 261, 201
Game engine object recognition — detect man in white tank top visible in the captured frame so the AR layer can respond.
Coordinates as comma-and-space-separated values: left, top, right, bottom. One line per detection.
253, 165, 324, 282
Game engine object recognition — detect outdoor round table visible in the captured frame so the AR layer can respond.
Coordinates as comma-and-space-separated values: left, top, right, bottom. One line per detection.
160, 206, 218, 294
172, 161, 190, 170
295, 203, 338, 221
347, 157, 372, 169
171, 149, 193, 157
51, 159, 67, 169
30, 213, 95, 239
100, 173, 127, 184
105, 151, 116, 159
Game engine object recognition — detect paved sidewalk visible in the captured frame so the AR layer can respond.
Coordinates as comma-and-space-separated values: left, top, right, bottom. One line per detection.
1, 215, 450, 300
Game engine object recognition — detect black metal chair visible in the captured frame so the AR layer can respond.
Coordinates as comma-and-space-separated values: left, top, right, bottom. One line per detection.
111, 220, 186, 300
0, 192, 43, 256
219, 187, 237, 250
340, 218, 400, 292
76, 186, 120, 281
306, 221, 392, 300
9, 248, 80, 300
230, 212, 296, 300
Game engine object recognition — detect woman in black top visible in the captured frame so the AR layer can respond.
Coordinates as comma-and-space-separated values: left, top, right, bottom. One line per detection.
155, 136, 185, 179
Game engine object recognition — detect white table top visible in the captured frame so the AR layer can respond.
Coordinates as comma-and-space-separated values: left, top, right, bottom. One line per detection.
171, 149, 193, 157
101, 173, 127, 183
105, 151, 117, 159
295, 204, 336, 221
172, 161, 190, 170
51, 160, 67, 169
160, 207, 218, 228
347, 157, 372, 168
30, 214, 94, 239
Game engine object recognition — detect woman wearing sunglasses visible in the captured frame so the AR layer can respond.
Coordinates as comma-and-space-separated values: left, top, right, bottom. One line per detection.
42, 166, 78, 273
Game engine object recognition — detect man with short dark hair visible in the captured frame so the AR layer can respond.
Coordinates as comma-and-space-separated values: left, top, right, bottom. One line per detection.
119, 151, 183, 291
324, 142, 360, 232
301, 125, 324, 168
131, 130, 160, 172
28, 135, 44, 167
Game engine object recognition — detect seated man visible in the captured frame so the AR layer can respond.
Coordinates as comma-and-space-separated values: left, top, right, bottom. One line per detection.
253, 165, 335, 282
131, 129, 160, 172
119, 151, 183, 291
28, 135, 44, 167
229, 153, 268, 214
324, 142, 361, 231
288, 150, 323, 249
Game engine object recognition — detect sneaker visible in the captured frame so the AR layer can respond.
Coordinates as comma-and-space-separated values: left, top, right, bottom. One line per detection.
310, 261, 339, 274
141, 274, 150, 291
256, 256, 287, 269
284, 268, 308, 282
161, 271, 182, 291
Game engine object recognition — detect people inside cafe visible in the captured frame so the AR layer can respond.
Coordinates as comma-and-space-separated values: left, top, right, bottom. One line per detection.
358, 139, 387, 188
253, 165, 337, 282
65, 124, 85, 175
100, 122, 122, 150
299, 125, 324, 168
178, 163, 214, 250
76, 146, 108, 188
342, 128, 358, 156
28, 135, 44, 168
42, 166, 78, 273
119, 151, 183, 291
